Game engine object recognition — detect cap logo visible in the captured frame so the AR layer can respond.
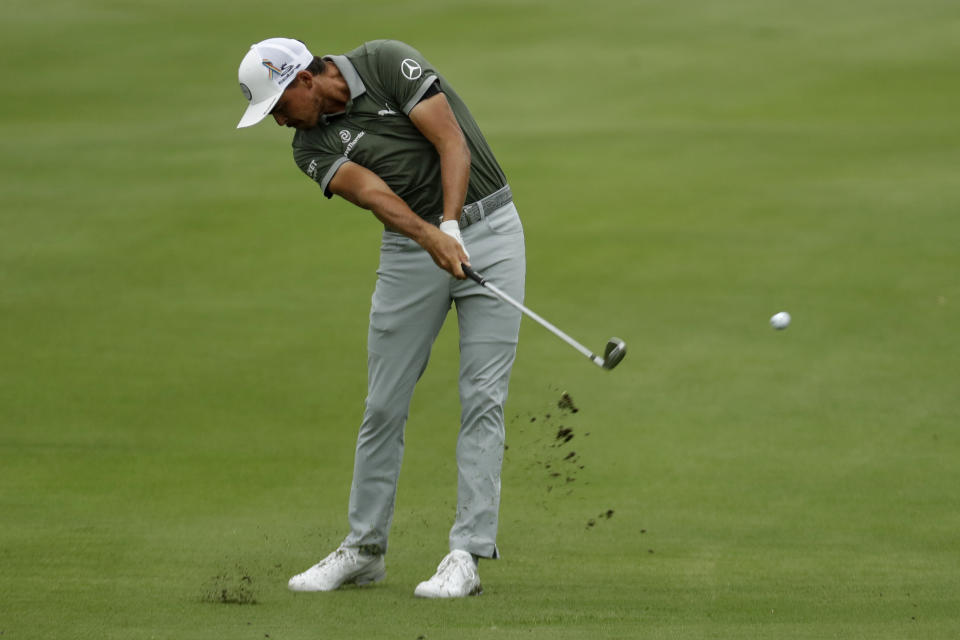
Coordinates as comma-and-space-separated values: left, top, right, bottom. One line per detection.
262, 60, 285, 79
262, 59, 299, 83
239, 83, 252, 102
401, 58, 422, 81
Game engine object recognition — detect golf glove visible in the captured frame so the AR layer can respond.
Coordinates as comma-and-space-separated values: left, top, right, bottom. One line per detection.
439, 219, 470, 259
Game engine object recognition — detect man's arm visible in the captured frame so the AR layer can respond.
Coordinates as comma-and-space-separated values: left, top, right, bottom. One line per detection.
328, 161, 469, 279
409, 92, 471, 224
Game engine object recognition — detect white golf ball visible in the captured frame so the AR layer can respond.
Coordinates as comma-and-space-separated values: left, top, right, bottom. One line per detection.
770, 311, 791, 330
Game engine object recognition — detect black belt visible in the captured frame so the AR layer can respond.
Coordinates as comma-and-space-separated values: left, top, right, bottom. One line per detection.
431, 185, 513, 230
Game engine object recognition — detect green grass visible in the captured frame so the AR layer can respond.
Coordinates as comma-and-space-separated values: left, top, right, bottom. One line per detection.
2, 0, 959, 637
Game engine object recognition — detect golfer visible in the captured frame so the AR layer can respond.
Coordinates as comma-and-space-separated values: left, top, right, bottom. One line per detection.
236, 38, 525, 598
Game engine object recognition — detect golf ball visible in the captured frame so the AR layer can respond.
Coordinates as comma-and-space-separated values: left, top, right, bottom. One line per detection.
770, 311, 791, 330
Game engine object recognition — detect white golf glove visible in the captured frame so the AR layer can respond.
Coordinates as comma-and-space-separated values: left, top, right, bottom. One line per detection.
439, 219, 470, 259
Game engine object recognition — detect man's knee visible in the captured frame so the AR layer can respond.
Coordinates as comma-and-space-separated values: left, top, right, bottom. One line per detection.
362, 394, 408, 428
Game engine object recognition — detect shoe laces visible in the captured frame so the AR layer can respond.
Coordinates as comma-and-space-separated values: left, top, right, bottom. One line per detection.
433, 552, 475, 587
321, 547, 358, 569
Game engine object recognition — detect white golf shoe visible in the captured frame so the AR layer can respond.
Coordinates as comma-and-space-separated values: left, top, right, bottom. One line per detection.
288, 546, 385, 592
414, 550, 483, 598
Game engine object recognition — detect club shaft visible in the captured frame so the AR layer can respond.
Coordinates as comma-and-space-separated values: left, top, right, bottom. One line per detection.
464, 267, 603, 366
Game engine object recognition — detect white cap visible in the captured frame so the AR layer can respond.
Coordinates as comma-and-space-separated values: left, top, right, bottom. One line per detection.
236, 38, 314, 129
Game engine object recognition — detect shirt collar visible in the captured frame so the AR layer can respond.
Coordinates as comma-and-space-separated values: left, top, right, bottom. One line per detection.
318, 54, 366, 123
326, 55, 366, 97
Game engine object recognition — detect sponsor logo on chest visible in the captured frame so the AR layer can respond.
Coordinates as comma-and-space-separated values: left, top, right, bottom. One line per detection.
340, 129, 365, 157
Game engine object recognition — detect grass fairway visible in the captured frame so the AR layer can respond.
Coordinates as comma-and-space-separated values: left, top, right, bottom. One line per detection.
2, 0, 959, 638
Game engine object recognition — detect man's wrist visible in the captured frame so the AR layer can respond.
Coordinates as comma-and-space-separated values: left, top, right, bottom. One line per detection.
407, 216, 436, 244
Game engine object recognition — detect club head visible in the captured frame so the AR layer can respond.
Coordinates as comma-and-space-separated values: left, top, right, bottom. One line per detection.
602, 337, 626, 370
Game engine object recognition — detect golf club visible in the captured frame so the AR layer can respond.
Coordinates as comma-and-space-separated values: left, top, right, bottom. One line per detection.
462, 264, 626, 370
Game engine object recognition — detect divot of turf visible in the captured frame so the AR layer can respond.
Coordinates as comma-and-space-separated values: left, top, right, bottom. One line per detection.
202, 566, 258, 605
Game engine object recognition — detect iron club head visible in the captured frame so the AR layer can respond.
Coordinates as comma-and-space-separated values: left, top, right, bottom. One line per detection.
602, 337, 626, 370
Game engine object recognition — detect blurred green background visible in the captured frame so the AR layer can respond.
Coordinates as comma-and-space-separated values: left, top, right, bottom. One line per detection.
2, 0, 958, 638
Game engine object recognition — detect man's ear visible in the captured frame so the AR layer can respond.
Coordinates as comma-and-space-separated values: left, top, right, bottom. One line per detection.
296, 70, 314, 87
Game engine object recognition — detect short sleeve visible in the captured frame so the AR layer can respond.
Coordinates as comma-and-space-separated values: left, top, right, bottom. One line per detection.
373, 40, 439, 115
293, 145, 349, 198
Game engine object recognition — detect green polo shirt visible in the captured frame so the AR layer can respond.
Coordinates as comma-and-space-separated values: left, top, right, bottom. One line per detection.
292, 40, 507, 220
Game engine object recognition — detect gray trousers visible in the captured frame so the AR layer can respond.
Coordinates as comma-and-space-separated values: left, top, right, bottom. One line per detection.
342, 201, 525, 559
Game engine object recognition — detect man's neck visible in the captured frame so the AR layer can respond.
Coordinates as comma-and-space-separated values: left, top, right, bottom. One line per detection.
320, 63, 350, 115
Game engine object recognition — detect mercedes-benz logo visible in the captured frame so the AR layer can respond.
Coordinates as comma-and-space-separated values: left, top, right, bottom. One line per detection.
401, 58, 422, 80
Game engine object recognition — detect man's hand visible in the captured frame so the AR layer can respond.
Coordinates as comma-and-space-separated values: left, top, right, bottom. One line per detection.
422, 224, 469, 279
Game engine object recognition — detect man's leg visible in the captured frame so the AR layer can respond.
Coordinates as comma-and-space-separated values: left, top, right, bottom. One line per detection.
343, 233, 452, 554
414, 203, 525, 599
449, 203, 526, 558
290, 233, 450, 592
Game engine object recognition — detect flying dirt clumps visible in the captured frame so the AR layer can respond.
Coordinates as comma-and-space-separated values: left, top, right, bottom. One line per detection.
532, 391, 595, 493
557, 392, 579, 413
506, 389, 619, 530
586, 509, 615, 529
542, 394, 586, 492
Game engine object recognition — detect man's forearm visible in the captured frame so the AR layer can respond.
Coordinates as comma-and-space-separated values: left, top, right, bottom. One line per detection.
361, 187, 465, 277
360, 186, 436, 243
328, 158, 469, 278
438, 140, 471, 223
408, 93, 471, 223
